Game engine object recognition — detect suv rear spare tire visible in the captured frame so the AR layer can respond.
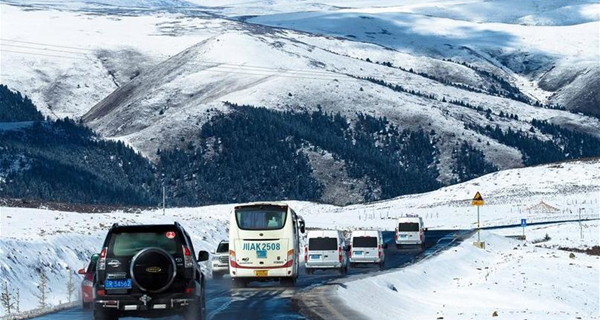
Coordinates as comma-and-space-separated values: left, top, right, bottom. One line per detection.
131, 247, 176, 293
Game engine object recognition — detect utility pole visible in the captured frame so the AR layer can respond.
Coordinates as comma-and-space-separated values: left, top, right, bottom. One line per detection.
579, 208, 583, 240
162, 185, 166, 216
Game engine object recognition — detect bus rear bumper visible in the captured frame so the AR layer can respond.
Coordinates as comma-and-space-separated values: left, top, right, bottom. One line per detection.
230, 267, 294, 278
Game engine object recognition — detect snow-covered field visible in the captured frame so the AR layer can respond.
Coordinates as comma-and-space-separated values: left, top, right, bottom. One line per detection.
1, 158, 598, 316
494, 220, 600, 250
337, 231, 600, 320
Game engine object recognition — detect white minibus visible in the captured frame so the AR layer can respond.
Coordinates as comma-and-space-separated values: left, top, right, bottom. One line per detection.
304, 230, 348, 275
395, 215, 426, 248
349, 230, 386, 269
229, 202, 305, 287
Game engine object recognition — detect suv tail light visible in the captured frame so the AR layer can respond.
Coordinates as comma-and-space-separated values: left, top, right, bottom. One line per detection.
98, 247, 108, 270
182, 245, 193, 268
338, 247, 342, 263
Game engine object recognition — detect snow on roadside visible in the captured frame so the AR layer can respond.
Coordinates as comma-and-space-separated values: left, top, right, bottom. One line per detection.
494, 220, 600, 250
337, 231, 600, 320
0, 206, 229, 314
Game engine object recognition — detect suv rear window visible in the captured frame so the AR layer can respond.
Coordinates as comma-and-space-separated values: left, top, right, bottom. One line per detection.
216, 242, 229, 253
353, 236, 377, 248
110, 231, 179, 257
398, 223, 420, 232
309, 238, 338, 250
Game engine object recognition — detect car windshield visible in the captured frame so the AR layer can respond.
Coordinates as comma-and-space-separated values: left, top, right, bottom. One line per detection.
216, 242, 229, 253
353, 236, 378, 248
110, 231, 179, 257
309, 237, 338, 251
398, 223, 420, 232
235, 208, 287, 230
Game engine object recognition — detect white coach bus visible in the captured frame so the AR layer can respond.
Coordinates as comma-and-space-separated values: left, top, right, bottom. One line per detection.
229, 202, 305, 287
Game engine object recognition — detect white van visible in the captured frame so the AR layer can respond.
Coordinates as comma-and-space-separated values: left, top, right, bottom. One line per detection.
395, 215, 426, 248
304, 230, 348, 275
229, 202, 305, 287
349, 230, 386, 269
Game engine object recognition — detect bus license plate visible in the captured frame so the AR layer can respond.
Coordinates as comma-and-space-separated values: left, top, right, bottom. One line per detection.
254, 270, 269, 277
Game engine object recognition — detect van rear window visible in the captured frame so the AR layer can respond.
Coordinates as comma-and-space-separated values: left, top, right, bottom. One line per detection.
309, 238, 338, 251
353, 236, 377, 248
398, 223, 420, 232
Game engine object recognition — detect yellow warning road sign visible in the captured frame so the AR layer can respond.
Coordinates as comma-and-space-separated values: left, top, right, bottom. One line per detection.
472, 192, 484, 206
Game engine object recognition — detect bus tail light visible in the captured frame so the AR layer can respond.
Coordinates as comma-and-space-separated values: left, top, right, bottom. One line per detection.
182, 245, 193, 268
287, 249, 295, 265
304, 246, 308, 263
98, 247, 108, 270
229, 250, 236, 266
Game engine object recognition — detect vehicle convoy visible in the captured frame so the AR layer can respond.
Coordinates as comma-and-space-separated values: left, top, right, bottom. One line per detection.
229, 202, 305, 287
349, 230, 386, 269
78, 254, 99, 309
395, 215, 427, 249
211, 240, 229, 279
305, 230, 348, 275
93, 222, 209, 320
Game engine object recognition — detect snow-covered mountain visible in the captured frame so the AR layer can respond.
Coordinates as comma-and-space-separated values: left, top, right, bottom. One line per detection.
1, 0, 599, 203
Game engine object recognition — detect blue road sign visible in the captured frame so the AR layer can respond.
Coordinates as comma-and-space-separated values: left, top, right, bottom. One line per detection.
521, 219, 527, 227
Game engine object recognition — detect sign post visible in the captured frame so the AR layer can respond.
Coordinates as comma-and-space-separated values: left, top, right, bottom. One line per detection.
472, 192, 485, 249
521, 218, 527, 240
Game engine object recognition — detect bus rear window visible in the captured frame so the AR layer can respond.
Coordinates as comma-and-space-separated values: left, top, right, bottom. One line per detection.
353, 236, 377, 248
398, 223, 420, 232
110, 231, 179, 257
309, 238, 338, 251
235, 209, 287, 230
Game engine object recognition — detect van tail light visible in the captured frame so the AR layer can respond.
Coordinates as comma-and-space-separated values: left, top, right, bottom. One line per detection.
348, 245, 352, 258
304, 246, 308, 263
378, 244, 382, 258
338, 247, 342, 263
182, 245, 193, 268
98, 247, 108, 271
395, 232, 398, 241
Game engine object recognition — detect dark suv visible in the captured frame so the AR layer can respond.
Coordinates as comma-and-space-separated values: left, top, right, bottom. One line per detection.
93, 222, 209, 320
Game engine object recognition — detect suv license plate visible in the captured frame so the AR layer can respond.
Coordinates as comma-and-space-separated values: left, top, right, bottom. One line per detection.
254, 270, 269, 277
105, 279, 132, 289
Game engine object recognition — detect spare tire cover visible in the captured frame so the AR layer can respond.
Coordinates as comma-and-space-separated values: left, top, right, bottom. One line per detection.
130, 247, 176, 293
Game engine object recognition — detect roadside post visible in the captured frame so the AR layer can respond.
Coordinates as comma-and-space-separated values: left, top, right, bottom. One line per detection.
521, 218, 527, 240
472, 192, 485, 249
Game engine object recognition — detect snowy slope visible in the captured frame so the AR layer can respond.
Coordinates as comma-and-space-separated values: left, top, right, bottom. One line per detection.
80, 25, 600, 181
248, 1, 600, 114
0, 3, 232, 118
337, 231, 599, 320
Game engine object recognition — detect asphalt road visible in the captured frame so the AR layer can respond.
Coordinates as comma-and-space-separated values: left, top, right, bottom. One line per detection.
32, 230, 462, 320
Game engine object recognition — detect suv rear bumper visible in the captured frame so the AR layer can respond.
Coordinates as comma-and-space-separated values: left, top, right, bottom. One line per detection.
95, 292, 196, 313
